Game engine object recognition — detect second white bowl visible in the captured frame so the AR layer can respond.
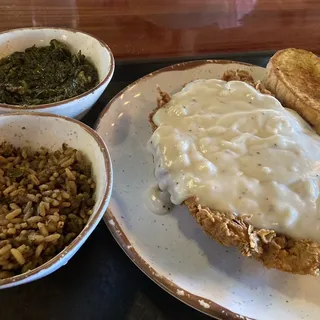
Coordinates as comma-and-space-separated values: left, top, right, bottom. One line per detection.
0, 112, 113, 289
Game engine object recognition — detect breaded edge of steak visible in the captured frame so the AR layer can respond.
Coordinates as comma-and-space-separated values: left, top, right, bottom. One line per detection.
148, 70, 320, 276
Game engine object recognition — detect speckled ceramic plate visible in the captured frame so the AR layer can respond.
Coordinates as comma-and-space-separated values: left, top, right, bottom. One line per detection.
96, 60, 319, 320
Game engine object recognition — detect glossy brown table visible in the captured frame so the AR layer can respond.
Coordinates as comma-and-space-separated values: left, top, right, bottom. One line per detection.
0, 0, 320, 60
0, 2, 316, 319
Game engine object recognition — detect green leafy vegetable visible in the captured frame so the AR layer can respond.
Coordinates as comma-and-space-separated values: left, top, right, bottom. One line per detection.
0, 39, 99, 105
7, 168, 24, 178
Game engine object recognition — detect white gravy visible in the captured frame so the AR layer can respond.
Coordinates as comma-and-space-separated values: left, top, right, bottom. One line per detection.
147, 79, 320, 242
145, 185, 173, 215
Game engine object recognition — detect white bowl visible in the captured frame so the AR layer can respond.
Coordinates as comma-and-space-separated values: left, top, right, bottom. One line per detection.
0, 112, 113, 289
0, 27, 115, 119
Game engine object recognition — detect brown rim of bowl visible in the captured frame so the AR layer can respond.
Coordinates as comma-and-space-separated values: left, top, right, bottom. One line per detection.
0, 111, 113, 287
0, 27, 115, 110
96, 59, 260, 319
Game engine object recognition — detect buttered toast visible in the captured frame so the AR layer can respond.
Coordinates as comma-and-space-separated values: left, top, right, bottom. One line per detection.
264, 48, 320, 133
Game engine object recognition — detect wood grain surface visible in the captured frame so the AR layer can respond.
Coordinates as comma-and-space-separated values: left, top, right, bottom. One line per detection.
0, 0, 319, 60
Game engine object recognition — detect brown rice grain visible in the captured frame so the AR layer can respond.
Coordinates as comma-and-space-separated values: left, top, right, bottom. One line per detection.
43, 202, 50, 211
20, 222, 28, 229
75, 151, 83, 162
60, 157, 75, 168
23, 201, 32, 214
61, 191, 70, 199
27, 184, 34, 190
65, 168, 76, 181
64, 148, 75, 156
43, 197, 53, 203
10, 189, 22, 197
0, 244, 12, 255
44, 234, 60, 242
37, 222, 49, 237
42, 190, 53, 196
48, 208, 59, 215
5, 209, 22, 220
27, 216, 43, 224
20, 222, 28, 232
39, 184, 49, 191
27, 194, 38, 202
38, 202, 46, 216
58, 155, 70, 165
17, 244, 29, 253
47, 215, 59, 223
61, 202, 71, 208
51, 155, 58, 165
7, 228, 16, 235
68, 181, 77, 195
23, 209, 33, 221
46, 222, 57, 233
28, 169, 36, 175
39, 159, 46, 169
35, 244, 44, 258
28, 234, 45, 243
51, 199, 60, 207
10, 248, 25, 265
3, 185, 15, 196
21, 263, 33, 274
21, 149, 28, 159
29, 174, 40, 186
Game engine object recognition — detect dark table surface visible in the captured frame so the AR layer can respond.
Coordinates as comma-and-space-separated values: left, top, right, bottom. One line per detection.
0, 53, 271, 320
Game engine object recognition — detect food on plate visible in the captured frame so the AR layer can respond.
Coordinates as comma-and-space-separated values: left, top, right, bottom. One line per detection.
0, 39, 99, 106
148, 69, 320, 275
0, 142, 95, 279
264, 48, 320, 133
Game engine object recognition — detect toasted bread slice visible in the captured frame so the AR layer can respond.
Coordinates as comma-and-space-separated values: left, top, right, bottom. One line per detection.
264, 48, 320, 133
149, 70, 320, 276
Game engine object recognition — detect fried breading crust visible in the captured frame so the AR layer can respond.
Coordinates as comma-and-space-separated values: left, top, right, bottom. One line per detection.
149, 70, 320, 275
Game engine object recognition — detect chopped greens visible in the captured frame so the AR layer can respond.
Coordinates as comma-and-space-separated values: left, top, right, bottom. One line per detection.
0, 39, 99, 105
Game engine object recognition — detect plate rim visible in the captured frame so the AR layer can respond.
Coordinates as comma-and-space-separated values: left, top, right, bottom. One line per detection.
96, 59, 262, 320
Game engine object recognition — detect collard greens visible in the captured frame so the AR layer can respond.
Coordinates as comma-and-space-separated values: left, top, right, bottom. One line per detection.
0, 39, 99, 105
